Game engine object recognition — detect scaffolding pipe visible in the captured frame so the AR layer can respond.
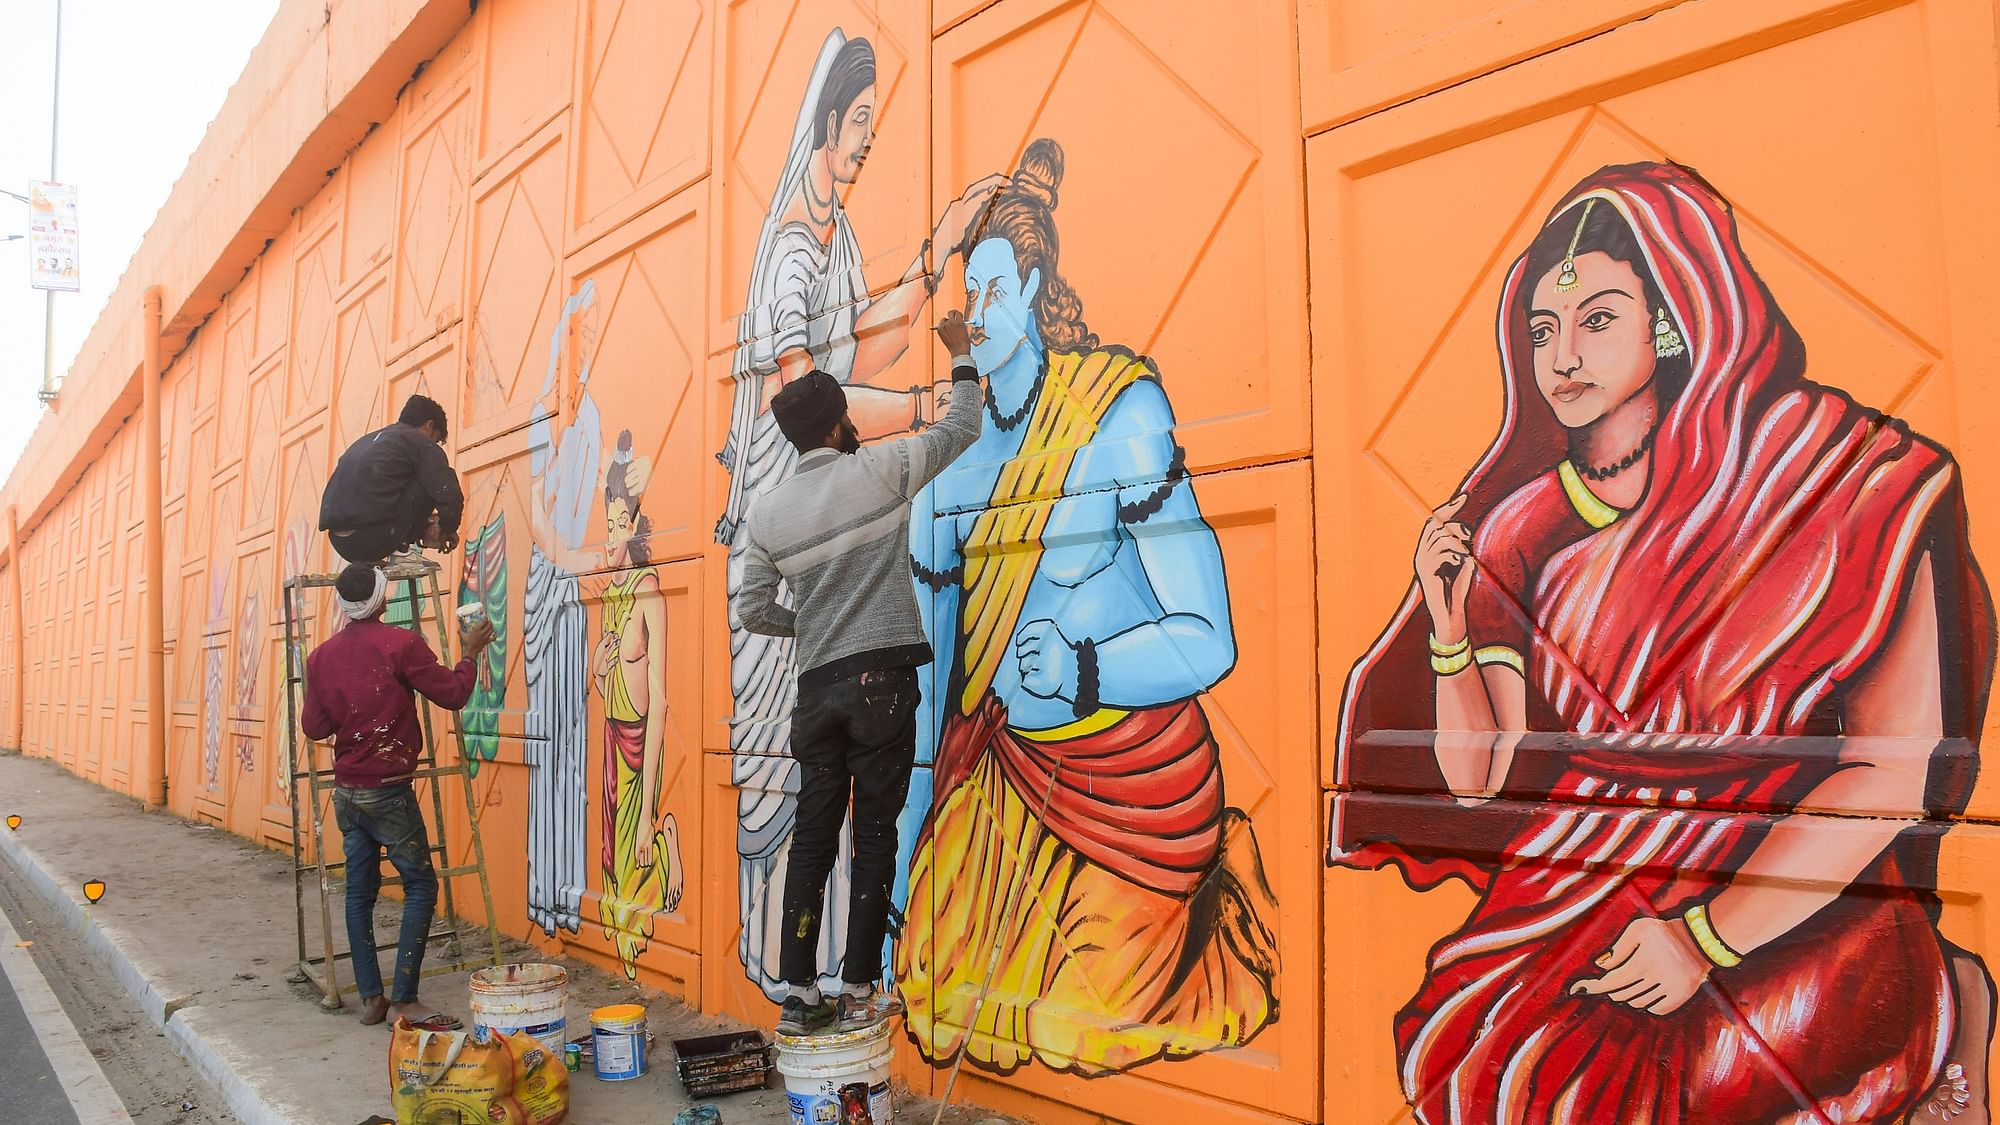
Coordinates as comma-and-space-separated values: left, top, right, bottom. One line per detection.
4, 504, 21, 751
140, 286, 166, 808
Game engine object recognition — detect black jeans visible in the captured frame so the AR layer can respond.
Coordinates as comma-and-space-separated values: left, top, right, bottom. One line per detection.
779, 665, 920, 988
327, 482, 434, 563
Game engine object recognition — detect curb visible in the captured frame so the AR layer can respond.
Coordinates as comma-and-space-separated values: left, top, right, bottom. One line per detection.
0, 822, 295, 1125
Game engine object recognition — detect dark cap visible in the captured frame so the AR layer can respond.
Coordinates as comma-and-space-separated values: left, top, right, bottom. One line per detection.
770, 370, 847, 450
334, 562, 381, 602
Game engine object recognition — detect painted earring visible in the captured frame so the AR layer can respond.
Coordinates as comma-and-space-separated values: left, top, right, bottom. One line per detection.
1653, 307, 1686, 359
1554, 199, 1597, 293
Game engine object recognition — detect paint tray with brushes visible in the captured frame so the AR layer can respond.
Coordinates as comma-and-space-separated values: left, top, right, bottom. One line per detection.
672, 1030, 773, 1097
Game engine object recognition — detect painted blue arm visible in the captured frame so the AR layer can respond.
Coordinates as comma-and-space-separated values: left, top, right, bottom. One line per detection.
1091, 381, 1235, 706
910, 477, 961, 758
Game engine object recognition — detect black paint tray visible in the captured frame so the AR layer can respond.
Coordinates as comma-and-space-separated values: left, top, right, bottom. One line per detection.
672, 1030, 773, 1097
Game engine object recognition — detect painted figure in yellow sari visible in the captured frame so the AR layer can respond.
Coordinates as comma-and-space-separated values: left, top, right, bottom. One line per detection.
530, 429, 684, 980
896, 140, 1278, 1077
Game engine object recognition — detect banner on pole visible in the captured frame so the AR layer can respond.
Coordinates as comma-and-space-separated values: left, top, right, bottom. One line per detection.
27, 181, 78, 292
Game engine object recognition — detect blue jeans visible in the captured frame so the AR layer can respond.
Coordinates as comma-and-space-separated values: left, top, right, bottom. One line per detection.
332, 784, 438, 1003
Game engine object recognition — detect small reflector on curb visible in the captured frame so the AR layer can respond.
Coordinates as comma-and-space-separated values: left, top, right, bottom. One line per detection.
82, 880, 106, 904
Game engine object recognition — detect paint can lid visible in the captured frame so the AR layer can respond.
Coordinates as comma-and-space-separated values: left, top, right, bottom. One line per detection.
592, 1004, 646, 1025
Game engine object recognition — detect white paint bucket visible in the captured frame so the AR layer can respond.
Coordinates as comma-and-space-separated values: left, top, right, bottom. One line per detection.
468, 963, 569, 1055
591, 1004, 648, 1081
776, 1019, 895, 1124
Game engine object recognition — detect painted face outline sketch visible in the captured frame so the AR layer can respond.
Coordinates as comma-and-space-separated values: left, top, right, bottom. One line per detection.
521, 278, 603, 938
1330, 162, 1997, 1124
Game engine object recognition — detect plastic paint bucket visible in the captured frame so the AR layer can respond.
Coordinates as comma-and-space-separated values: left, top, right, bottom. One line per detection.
592, 1004, 648, 1081
776, 1019, 895, 1124
455, 602, 486, 627
468, 963, 569, 1055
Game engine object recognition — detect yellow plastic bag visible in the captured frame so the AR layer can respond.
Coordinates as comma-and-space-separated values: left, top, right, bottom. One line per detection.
389, 1020, 568, 1125
508, 1034, 569, 1125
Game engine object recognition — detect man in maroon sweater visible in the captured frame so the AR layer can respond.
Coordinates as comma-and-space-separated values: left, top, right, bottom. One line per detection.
301, 562, 494, 1029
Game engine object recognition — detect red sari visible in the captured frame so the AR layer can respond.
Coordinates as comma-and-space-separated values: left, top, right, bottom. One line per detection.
1331, 163, 1994, 1122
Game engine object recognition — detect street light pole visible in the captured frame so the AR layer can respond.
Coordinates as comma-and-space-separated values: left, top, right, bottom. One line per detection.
39, 0, 63, 405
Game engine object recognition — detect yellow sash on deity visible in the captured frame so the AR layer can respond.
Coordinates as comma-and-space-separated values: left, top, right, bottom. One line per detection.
601, 568, 650, 724
957, 349, 1149, 716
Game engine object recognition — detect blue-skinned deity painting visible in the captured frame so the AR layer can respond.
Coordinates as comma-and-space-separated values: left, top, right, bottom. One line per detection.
893, 139, 1278, 1076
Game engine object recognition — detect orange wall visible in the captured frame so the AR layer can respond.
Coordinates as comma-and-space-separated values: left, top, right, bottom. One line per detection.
5, 1, 2000, 1122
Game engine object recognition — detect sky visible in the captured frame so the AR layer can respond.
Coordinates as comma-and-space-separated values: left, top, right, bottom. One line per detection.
0, 0, 281, 484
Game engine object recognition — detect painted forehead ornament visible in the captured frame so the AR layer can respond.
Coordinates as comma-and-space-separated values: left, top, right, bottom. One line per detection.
1552, 198, 1597, 294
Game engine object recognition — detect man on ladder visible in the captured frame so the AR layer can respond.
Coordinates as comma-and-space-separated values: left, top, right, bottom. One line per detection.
300, 562, 494, 1029
318, 394, 465, 566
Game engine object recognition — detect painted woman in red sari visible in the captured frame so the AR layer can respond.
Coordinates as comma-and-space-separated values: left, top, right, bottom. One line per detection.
1332, 163, 1996, 1122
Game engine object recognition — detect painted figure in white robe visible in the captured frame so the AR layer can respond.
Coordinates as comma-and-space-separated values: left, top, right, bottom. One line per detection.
523, 279, 602, 937
716, 27, 1003, 1001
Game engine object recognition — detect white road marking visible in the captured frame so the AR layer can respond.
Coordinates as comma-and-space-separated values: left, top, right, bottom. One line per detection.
0, 903, 132, 1122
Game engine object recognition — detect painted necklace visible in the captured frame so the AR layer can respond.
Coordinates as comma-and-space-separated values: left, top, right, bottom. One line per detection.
1576, 430, 1655, 481
802, 171, 836, 226
986, 357, 1047, 432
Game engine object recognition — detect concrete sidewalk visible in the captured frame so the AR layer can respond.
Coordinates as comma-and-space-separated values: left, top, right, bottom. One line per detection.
0, 752, 1009, 1125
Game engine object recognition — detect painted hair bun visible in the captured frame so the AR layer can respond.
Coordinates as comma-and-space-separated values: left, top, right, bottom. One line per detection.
1009, 138, 1064, 211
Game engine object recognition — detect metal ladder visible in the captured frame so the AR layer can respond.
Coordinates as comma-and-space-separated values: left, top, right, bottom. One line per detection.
281, 559, 503, 1009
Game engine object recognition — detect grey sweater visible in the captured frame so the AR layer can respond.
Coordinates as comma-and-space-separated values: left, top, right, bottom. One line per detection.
734, 358, 983, 689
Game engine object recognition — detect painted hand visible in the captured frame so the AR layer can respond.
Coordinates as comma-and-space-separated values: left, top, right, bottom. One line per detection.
636, 810, 655, 868
1570, 916, 1711, 1015
1415, 494, 1475, 640
934, 174, 1008, 257
1014, 618, 1078, 702
592, 631, 619, 679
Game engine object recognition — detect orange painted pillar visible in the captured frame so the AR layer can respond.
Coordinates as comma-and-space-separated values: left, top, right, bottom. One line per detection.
140, 287, 166, 808
4, 502, 20, 752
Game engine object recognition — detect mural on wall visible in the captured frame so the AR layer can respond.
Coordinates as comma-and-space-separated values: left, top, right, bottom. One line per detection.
456, 513, 507, 776
896, 139, 1278, 1077
201, 566, 229, 792
529, 428, 685, 980
233, 581, 261, 774
523, 279, 601, 938
717, 27, 1004, 1001
1331, 163, 1997, 1124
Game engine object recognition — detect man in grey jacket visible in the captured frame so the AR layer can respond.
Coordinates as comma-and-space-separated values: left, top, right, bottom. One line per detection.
735, 311, 982, 1036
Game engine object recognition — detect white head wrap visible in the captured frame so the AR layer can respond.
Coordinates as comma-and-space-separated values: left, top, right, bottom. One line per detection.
336, 566, 388, 621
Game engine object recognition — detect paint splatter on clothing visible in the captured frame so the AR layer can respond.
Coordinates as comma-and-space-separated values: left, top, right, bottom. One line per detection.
300, 618, 476, 788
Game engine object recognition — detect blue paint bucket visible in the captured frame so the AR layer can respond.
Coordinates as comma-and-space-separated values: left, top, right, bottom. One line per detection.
591, 1004, 647, 1081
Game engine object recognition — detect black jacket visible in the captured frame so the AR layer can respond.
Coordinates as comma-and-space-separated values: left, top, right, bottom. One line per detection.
318, 422, 464, 543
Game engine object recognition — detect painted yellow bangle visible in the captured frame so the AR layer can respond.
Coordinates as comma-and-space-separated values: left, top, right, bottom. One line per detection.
1429, 648, 1473, 676
1683, 903, 1743, 969
1428, 632, 1470, 658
